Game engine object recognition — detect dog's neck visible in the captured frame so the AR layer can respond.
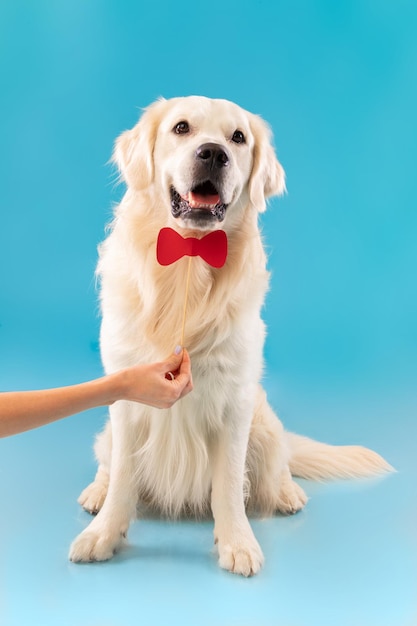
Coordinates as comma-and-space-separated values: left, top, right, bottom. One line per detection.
105, 190, 268, 356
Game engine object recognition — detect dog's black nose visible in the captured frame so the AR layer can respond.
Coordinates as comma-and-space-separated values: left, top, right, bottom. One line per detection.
195, 143, 230, 169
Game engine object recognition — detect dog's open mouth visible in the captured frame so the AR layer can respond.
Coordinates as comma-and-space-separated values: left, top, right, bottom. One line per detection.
170, 182, 228, 222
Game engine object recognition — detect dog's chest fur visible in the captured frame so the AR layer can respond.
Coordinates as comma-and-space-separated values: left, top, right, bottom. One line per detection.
99, 201, 269, 365
97, 201, 269, 515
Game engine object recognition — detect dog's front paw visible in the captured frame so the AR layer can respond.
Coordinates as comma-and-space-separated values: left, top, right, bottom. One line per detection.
216, 534, 264, 577
69, 526, 126, 563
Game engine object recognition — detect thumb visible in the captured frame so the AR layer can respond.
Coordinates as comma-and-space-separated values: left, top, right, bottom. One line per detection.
163, 346, 184, 372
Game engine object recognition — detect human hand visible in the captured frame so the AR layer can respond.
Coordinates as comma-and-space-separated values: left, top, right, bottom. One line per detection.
112, 348, 193, 409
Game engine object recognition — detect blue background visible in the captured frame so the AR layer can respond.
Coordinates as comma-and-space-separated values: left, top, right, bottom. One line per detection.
1, 2, 416, 625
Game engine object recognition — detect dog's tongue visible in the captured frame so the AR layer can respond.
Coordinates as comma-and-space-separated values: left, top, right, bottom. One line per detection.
183, 191, 220, 209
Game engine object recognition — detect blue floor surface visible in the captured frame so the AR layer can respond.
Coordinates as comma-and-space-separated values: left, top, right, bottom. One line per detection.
1, 337, 416, 626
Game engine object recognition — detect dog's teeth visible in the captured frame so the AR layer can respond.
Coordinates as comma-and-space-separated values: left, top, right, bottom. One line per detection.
187, 190, 220, 210
189, 200, 216, 209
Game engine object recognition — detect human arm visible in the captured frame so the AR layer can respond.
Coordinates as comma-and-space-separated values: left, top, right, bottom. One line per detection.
0, 349, 192, 438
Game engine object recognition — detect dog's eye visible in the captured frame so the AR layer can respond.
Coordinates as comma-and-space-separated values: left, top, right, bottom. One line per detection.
231, 130, 245, 144
173, 121, 190, 135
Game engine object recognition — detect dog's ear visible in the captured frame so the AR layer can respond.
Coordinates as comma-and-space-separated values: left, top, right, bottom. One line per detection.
112, 100, 164, 190
248, 114, 286, 212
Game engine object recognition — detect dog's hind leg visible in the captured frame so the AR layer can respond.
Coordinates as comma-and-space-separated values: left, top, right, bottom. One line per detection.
245, 387, 308, 516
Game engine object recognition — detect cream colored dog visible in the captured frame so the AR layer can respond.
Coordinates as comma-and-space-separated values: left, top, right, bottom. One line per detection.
69, 96, 392, 576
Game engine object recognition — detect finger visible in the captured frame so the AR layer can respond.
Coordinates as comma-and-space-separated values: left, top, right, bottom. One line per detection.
175, 369, 193, 397
163, 349, 192, 382
181, 348, 190, 365
178, 349, 191, 376
177, 382, 192, 401
162, 348, 184, 374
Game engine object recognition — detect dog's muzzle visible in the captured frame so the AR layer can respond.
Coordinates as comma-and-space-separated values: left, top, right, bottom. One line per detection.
170, 143, 230, 225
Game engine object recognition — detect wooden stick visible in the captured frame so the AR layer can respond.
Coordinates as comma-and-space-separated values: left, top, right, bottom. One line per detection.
180, 257, 192, 346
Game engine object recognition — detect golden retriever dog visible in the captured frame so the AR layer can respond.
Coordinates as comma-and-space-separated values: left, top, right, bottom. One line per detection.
69, 96, 392, 576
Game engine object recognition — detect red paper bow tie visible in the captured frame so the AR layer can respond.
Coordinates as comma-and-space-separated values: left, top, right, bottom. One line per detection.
156, 227, 228, 268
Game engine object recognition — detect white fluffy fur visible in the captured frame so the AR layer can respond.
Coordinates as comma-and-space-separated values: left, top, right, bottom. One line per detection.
69, 96, 393, 576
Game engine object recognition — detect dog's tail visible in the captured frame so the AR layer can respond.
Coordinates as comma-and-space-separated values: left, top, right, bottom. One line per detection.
286, 432, 394, 480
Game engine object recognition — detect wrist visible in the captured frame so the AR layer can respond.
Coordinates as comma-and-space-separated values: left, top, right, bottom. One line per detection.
100, 370, 126, 405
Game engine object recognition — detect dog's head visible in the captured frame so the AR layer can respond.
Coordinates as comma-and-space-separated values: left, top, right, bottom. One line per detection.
113, 96, 285, 231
